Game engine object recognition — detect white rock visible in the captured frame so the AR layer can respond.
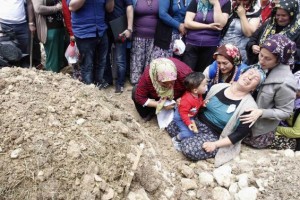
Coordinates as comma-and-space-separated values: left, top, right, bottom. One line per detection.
255, 179, 266, 191
284, 149, 294, 157
180, 165, 195, 178
229, 182, 239, 194
76, 118, 86, 125
94, 174, 104, 182
256, 157, 271, 167
237, 174, 248, 189
67, 140, 81, 158
235, 187, 258, 200
212, 187, 231, 200
164, 188, 175, 198
199, 172, 214, 187
181, 178, 198, 191
102, 188, 114, 200
0, 146, 2, 152
127, 188, 150, 200
213, 165, 232, 188
295, 151, 300, 157
37, 171, 45, 182
10, 148, 23, 158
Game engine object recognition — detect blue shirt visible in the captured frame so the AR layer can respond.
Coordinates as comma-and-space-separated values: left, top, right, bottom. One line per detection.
159, 0, 191, 34
67, 0, 107, 38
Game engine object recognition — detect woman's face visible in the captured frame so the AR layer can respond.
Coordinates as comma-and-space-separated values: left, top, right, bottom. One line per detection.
238, 68, 261, 91
158, 80, 175, 89
216, 55, 234, 75
258, 48, 278, 70
275, 8, 291, 27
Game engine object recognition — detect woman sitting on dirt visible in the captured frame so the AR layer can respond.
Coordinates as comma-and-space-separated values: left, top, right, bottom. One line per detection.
166, 66, 266, 167
241, 34, 298, 150
203, 43, 248, 90
132, 57, 192, 122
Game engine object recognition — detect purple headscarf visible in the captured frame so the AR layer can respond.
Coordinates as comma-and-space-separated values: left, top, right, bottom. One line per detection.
261, 34, 296, 65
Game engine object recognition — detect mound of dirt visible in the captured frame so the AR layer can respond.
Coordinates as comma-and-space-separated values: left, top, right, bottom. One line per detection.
0, 67, 300, 200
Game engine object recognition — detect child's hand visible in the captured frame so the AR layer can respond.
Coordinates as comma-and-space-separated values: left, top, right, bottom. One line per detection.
188, 121, 198, 133
203, 99, 209, 107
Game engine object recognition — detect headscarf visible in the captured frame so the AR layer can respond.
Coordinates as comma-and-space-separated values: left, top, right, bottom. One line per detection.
261, 34, 296, 65
149, 58, 177, 114
231, 0, 261, 18
212, 43, 242, 84
241, 64, 267, 89
260, 0, 300, 44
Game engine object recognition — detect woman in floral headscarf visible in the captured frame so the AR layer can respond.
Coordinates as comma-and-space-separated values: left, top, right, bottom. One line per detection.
241, 34, 298, 150
132, 57, 192, 121
246, 0, 300, 66
203, 43, 248, 89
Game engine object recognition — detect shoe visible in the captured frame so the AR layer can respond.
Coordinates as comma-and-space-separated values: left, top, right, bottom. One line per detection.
0, 42, 22, 61
97, 81, 110, 90
143, 113, 155, 122
115, 85, 124, 93
172, 137, 182, 152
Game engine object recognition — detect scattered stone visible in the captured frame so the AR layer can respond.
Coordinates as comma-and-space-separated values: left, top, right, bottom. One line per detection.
76, 118, 86, 125
181, 178, 198, 191
102, 188, 114, 200
37, 171, 45, 182
67, 140, 81, 158
236, 187, 258, 200
179, 164, 195, 178
213, 165, 232, 188
127, 188, 150, 200
284, 149, 295, 157
10, 148, 23, 158
199, 172, 214, 187
212, 187, 231, 200
229, 182, 239, 194
237, 174, 248, 189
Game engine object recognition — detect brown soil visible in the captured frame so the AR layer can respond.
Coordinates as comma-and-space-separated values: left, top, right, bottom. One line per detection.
0, 67, 299, 200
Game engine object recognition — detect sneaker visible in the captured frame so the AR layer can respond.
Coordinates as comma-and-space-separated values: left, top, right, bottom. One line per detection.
172, 137, 182, 152
97, 81, 110, 90
115, 85, 124, 93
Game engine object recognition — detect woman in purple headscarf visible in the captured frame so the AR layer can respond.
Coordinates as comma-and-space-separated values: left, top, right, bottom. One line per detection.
241, 34, 298, 150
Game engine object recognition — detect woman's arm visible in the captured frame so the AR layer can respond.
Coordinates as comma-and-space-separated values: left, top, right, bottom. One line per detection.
184, 12, 222, 30
69, 0, 85, 11
236, 4, 260, 37
210, 0, 229, 27
159, 0, 180, 29
203, 137, 232, 152
32, 0, 61, 15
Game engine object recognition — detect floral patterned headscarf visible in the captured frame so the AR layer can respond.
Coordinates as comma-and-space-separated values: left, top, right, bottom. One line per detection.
261, 34, 296, 65
149, 58, 177, 114
212, 44, 242, 84
260, 0, 300, 44
213, 43, 242, 66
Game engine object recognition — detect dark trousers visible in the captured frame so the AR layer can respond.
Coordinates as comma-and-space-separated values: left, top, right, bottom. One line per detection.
131, 85, 155, 118
182, 44, 217, 72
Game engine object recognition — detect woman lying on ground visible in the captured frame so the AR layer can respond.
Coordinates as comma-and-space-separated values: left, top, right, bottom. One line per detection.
166, 66, 266, 167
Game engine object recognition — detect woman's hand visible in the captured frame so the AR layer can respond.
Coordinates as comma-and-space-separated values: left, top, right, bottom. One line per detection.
209, 0, 219, 6
236, 3, 246, 17
164, 103, 176, 110
203, 142, 217, 152
178, 23, 187, 36
252, 45, 260, 54
239, 108, 263, 127
56, 2, 62, 10
208, 23, 222, 31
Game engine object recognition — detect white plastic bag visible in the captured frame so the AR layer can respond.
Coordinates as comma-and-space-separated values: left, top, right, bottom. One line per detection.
173, 37, 186, 56
65, 42, 79, 64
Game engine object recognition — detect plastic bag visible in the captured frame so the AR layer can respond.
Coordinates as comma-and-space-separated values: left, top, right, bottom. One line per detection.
173, 37, 186, 56
65, 41, 79, 64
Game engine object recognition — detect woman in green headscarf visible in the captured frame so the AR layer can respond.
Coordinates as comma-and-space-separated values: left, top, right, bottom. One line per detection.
246, 0, 300, 67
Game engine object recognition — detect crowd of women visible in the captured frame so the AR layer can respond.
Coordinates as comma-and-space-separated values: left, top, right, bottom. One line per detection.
2, 0, 300, 166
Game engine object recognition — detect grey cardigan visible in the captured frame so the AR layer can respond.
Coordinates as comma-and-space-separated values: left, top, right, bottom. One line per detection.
252, 63, 297, 137
31, 0, 61, 44
205, 83, 258, 167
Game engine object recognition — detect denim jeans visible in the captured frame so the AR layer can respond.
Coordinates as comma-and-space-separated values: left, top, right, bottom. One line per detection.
0, 22, 29, 54
114, 42, 127, 87
173, 109, 195, 140
76, 32, 108, 85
